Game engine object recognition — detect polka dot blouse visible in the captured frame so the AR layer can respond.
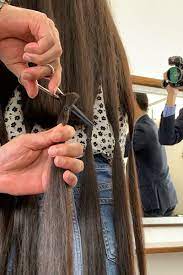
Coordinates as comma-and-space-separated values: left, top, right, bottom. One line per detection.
4, 87, 128, 160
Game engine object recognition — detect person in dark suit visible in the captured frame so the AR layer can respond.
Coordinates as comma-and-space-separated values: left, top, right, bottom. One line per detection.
159, 85, 183, 145
125, 93, 177, 217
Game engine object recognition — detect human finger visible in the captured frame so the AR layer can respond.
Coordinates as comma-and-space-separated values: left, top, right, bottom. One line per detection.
54, 156, 84, 174
28, 124, 75, 150
23, 44, 61, 65
48, 143, 83, 158
63, 170, 78, 187
48, 63, 61, 92
25, 18, 61, 55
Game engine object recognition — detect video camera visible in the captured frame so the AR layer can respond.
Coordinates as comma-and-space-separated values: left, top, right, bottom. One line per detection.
163, 56, 183, 88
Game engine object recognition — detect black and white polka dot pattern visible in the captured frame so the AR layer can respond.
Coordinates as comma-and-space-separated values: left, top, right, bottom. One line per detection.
5, 91, 25, 140
4, 87, 128, 159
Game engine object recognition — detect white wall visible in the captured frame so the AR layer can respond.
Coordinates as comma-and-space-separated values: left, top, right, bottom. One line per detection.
147, 253, 183, 275
111, 0, 183, 79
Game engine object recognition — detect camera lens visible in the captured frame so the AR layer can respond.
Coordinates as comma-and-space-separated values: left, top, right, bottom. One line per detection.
167, 67, 182, 84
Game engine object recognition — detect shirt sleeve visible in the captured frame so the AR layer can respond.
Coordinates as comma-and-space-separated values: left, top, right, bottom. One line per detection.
159, 108, 183, 145
163, 105, 176, 117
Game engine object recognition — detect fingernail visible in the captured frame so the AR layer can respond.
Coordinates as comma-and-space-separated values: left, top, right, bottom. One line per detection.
23, 54, 32, 62
48, 147, 57, 157
67, 174, 77, 186
22, 72, 33, 80
48, 84, 58, 93
29, 95, 35, 99
28, 92, 36, 99
56, 156, 64, 166
53, 86, 59, 93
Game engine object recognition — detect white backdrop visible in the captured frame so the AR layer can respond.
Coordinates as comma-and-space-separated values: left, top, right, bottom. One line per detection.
110, 0, 183, 79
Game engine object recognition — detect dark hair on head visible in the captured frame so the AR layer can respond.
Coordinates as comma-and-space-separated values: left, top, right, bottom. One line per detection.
135, 92, 149, 112
0, 0, 147, 274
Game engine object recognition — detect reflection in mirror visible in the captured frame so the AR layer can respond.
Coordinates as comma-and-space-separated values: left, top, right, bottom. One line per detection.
131, 79, 183, 216
109, 1, 183, 273
110, 0, 183, 219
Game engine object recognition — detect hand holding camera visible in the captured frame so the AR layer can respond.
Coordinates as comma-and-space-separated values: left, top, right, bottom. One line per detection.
163, 56, 183, 89
162, 56, 183, 106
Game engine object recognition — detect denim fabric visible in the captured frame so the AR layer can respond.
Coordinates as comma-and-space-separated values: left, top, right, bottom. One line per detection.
163, 105, 176, 117
7, 155, 117, 275
73, 155, 118, 275
72, 199, 83, 275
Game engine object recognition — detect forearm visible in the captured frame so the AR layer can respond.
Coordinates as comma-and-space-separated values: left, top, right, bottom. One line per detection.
159, 115, 176, 145
164, 84, 179, 108
166, 92, 177, 107
159, 113, 183, 145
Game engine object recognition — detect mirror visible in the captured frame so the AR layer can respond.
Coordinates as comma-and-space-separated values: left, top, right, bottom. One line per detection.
133, 78, 183, 216
109, 0, 183, 217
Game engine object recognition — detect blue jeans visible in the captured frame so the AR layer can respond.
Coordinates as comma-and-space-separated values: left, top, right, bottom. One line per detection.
7, 155, 117, 274
73, 155, 118, 275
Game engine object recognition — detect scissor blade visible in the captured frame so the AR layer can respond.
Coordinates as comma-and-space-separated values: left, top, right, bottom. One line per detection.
38, 84, 93, 128
37, 84, 60, 99
71, 105, 93, 128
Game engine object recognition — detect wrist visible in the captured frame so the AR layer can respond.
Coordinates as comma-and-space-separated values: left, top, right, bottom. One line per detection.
166, 93, 177, 107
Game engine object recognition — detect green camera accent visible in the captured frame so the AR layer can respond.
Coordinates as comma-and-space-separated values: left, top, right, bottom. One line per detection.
168, 67, 181, 83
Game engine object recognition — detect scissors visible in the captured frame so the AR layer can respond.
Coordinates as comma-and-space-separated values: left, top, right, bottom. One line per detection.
37, 83, 93, 128
19, 61, 93, 128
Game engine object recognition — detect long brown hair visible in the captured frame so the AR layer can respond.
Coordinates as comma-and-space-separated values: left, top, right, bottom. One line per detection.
0, 0, 146, 274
